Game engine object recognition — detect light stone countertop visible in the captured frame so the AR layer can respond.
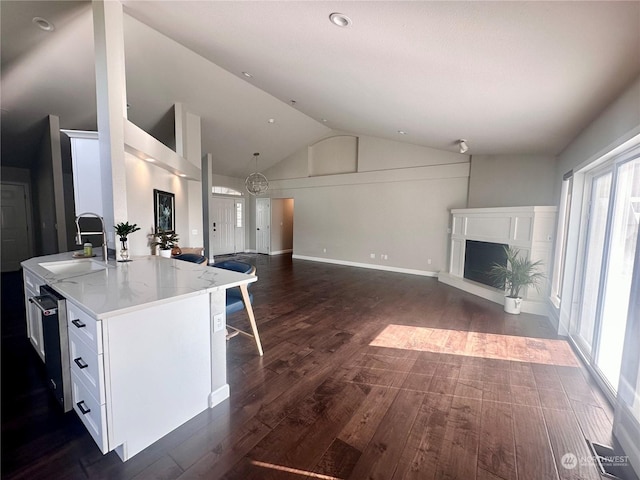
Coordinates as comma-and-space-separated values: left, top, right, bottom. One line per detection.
21, 252, 256, 319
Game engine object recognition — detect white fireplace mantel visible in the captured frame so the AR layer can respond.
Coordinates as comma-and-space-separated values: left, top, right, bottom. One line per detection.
438, 206, 557, 315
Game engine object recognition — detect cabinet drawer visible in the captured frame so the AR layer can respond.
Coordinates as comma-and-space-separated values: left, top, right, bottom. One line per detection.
69, 330, 105, 404
24, 270, 45, 291
71, 371, 108, 453
67, 302, 102, 354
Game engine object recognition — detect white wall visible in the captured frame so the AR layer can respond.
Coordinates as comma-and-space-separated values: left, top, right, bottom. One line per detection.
124, 153, 190, 256
468, 154, 557, 208
266, 134, 469, 274
557, 75, 640, 178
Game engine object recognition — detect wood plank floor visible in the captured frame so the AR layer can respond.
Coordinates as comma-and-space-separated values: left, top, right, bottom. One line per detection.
0, 254, 620, 479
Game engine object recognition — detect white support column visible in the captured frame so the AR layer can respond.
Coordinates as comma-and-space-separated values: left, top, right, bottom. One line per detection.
174, 103, 204, 250
202, 153, 213, 260
92, 0, 128, 250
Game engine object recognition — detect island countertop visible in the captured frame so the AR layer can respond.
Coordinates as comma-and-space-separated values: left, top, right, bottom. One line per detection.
21, 253, 256, 319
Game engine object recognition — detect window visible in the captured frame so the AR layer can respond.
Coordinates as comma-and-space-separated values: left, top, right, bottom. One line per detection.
550, 173, 573, 307
236, 202, 243, 228
211, 186, 242, 196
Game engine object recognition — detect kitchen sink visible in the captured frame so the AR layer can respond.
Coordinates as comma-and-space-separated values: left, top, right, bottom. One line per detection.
39, 259, 108, 276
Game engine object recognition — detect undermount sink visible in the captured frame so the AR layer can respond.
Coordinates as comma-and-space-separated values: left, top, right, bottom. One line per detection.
40, 259, 108, 276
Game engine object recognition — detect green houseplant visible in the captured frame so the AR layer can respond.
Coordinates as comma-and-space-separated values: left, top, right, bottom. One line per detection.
488, 246, 545, 314
114, 222, 141, 261
152, 230, 179, 258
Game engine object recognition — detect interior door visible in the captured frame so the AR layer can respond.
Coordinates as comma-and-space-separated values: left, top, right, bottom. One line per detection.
210, 197, 236, 255
256, 198, 270, 255
1, 183, 32, 272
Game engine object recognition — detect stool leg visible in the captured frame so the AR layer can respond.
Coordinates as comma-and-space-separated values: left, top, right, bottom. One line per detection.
239, 284, 264, 356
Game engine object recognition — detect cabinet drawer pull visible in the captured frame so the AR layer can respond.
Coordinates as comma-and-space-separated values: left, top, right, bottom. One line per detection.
74, 357, 89, 369
76, 401, 91, 415
71, 319, 86, 328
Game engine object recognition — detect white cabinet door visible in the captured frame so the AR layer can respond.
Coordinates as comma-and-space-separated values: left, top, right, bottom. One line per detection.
26, 290, 45, 361
23, 270, 45, 361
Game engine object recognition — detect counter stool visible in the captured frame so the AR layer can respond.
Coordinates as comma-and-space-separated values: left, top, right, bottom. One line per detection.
172, 253, 207, 265
211, 260, 263, 356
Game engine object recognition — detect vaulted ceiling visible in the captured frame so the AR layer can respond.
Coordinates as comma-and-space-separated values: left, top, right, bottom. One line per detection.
2, 1, 640, 176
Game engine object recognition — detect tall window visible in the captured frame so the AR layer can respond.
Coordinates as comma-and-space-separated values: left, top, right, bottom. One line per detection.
550, 173, 573, 307
236, 202, 243, 228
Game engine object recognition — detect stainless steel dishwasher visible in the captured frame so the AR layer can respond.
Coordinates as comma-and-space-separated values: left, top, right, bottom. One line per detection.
28, 285, 72, 412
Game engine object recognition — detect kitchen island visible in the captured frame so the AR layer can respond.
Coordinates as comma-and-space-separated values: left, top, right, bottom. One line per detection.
21, 253, 255, 461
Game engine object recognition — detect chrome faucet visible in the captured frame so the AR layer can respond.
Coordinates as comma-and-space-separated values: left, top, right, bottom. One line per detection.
75, 212, 109, 262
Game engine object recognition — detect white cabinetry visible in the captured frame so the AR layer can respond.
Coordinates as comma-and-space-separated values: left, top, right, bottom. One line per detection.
23, 270, 45, 360
67, 300, 107, 452
66, 293, 218, 461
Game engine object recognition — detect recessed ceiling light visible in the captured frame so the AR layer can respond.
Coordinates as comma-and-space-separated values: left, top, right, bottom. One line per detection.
242, 71, 253, 78
145, 157, 155, 163
321, 118, 328, 123
398, 130, 408, 135
178, 173, 187, 178
32, 17, 54, 32
329, 13, 352, 28
267, 118, 276, 124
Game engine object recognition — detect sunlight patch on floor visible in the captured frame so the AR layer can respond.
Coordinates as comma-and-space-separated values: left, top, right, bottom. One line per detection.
251, 460, 342, 479
370, 324, 579, 367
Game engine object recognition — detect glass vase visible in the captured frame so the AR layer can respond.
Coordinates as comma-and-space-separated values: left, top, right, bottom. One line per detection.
119, 239, 129, 261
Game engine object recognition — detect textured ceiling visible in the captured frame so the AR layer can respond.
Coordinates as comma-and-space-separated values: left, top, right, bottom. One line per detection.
2, 1, 640, 175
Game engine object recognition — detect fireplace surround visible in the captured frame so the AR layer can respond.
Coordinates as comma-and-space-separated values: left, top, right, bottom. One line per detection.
438, 206, 557, 315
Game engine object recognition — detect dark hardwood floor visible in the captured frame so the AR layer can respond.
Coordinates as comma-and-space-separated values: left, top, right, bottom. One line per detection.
0, 254, 622, 479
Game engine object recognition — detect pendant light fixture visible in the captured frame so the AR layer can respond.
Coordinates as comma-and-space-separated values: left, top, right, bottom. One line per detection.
245, 152, 269, 196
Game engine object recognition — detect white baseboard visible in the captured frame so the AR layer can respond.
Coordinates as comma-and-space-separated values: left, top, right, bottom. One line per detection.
208, 384, 230, 408
437, 272, 549, 316
292, 254, 438, 277
270, 249, 293, 255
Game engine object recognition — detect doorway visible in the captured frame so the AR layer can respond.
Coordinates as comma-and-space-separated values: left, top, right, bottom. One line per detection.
574, 155, 640, 395
1, 183, 33, 271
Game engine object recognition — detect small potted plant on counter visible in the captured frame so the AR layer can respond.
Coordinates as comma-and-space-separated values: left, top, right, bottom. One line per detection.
488, 246, 545, 314
114, 221, 141, 262
152, 230, 179, 258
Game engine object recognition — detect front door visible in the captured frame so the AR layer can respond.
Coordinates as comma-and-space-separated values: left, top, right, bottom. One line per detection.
210, 197, 236, 255
1, 183, 32, 272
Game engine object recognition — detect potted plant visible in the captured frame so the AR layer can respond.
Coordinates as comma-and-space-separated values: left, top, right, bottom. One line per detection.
114, 221, 141, 261
488, 246, 545, 314
152, 230, 179, 258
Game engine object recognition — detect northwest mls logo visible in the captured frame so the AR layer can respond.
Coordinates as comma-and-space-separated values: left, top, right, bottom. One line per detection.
561, 453, 578, 470
561, 451, 630, 470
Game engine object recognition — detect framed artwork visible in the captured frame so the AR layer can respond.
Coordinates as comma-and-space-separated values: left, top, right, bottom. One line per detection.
153, 189, 175, 233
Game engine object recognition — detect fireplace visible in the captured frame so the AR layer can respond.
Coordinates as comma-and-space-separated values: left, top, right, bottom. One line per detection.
438, 206, 557, 315
463, 240, 508, 288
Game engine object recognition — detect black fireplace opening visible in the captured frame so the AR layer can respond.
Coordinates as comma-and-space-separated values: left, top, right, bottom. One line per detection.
463, 240, 508, 288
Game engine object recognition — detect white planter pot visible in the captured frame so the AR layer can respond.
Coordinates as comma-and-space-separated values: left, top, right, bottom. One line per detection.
504, 296, 522, 314
159, 249, 172, 258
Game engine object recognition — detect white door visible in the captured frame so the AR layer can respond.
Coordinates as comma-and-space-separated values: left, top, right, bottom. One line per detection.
256, 198, 270, 254
210, 197, 236, 255
1, 183, 32, 272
